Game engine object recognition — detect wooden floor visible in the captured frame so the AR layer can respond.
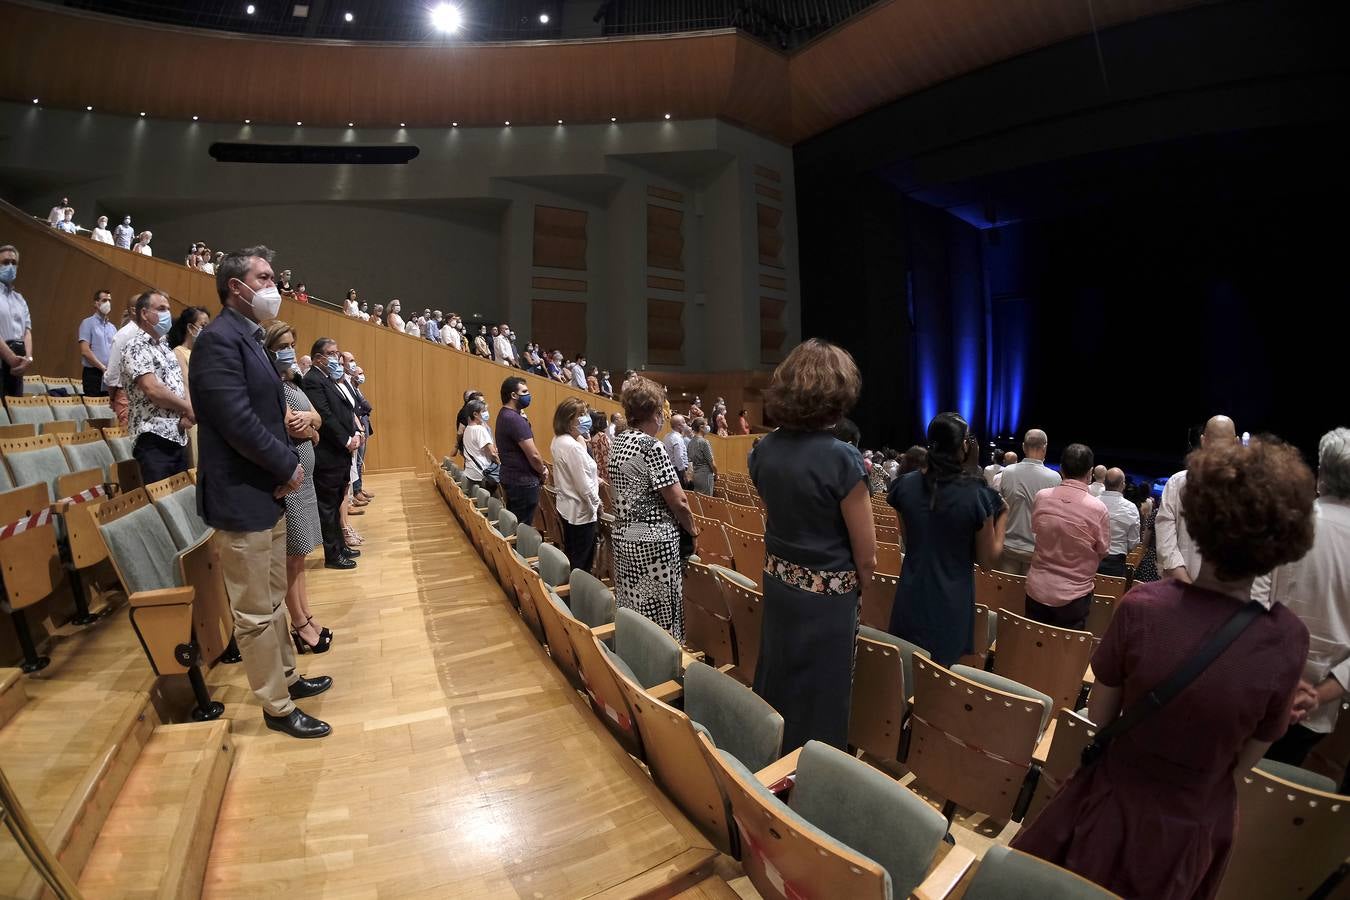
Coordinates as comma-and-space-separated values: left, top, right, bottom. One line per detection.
194, 472, 715, 898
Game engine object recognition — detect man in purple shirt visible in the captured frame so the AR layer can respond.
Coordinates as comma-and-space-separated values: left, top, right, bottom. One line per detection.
496, 376, 548, 527
1024, 443, 1110, 630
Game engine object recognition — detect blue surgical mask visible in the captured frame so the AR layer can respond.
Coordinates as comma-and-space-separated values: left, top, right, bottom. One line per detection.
517, 393, 532, 410
273, 347, 296, 367
577, 417, 592, 437
357, 374, 366, 385
0, 264, 16, 285
347, 361, 358, 373
326, 358, 344, 379
155, 309, 172, 336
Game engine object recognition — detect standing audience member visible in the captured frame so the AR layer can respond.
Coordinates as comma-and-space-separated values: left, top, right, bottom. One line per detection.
983, 449, 1004, 486
190, 245, 331, 739
1131, 481, 1161, 583
737, 409, 750, 435
1257, 427, 1350, 777
551, 398, 601, 573
132, 231, 154, 256
545, 351, 565, 382
473, 327, 491, 360
497, 377, 548, 527
103, 296, 139, 425
113, 216, 134, 249
1097, 467, 1141, 577
369, 303, 384, 325
55, 208, 78, 234
91, 215, 113, 244
494, 326, 516, 367
991, 450, 1018, 490
0, 245, 33, 397
77, 289, 116, 396
663, 415, 690, 486
688, 396, 704, 419
456, 389, 485, 456
303, 338, 361, 571
714, 403, 729, 437
47, 196, 70, 227
608, 376, 696, 642
1013, 439, 1315, 900
599, 370, 613, 399
570, 354, 589, 390
263, 321, 333, 654
340, 352, 374, 506
1157, 415, 1238, 583
686, 418, 717, 495
461, 399, 497, 489
444, 315, 464, 351
588, 411, 612, 482
587, 367, 601, 395
1088, 464, 1108, 497
751, 339, 874, 751
386, 299, 405, 333
1024, 444, 1109, 630
997, 429, 1061, 574
120, 290, 194, 484
888, 413, 1005, 666
168, 306, 210, 465
898, 445, 928, 476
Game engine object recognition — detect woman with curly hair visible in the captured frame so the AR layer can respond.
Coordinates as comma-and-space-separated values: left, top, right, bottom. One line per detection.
1014, 439, 1316, 900
750, 339, 876, 751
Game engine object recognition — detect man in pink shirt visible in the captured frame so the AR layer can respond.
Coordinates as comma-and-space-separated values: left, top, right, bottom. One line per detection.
1025, 443, 1110, 630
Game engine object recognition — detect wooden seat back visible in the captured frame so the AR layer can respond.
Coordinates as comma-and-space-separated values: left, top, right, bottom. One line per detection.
714, 567, 763, 686
38, 419, 78, 435
0, 423, 35, 440
1023, 710, 1097, 826
697, 733, 890, 900
692, 515, 734, 570
860, 571, 897, 630
1215, 767, 1350, 900
566, 626, 644, 759
1083, 594, 1117, 641
875, 542, 903, 577
958, 604, 997, 669
0, 483, 62, 612
975, 566, 1027, 618
700, 493, 731, 525
849, 633, 907, 761
1093, 573, 1127, 600
3, 396, 53, 426
907, 656, 1044, 822
875, 524, 899, 546
727, 501, 764, 535
82, 396, 113, 416
523, 563, 580, 688
683, 561, 735, 667
45, 396, 89, 425
993, 610, 1094, 712
725, 525, 765, 591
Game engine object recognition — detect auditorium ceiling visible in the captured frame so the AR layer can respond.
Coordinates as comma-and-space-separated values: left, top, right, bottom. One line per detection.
3, 0, 1205, 143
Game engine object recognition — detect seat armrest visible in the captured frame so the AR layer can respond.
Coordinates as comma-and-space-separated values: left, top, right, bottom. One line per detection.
504, 535, 517, 545
590, 621, 616, 641
648, 680, 683, 704
754, 746, 803, 788
130, 586, 196, 608
1032, 717, 1059, 765
554, 584, 571, 597
524, 557, 539, 566
912, 845, 977, 900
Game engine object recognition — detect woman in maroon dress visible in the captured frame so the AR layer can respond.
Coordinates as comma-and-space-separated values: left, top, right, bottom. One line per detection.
1013, 439, 1316, 900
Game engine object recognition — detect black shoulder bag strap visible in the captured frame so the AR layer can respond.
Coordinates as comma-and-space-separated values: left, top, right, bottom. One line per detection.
1081, 600, 1266, 767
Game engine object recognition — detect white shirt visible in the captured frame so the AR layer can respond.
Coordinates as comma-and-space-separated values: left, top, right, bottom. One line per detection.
463, 422, 494, 481
1098, 490, 1141, 556
0, 283, 32, 344
91, 226, 113, 244
998, 457, 1063, 553
1088, 482, 1106, 497
1156, 469, 1202, 578
1251, 498, 1350, 733
134, 243, 152, 256
570, 364, 588, 389
102, 320, 142, 389
550, 434, 599, 525
494, 334, 515, 365
48, 206, 65, 226
983, 463, 1002, 486
663, 430, 689, 473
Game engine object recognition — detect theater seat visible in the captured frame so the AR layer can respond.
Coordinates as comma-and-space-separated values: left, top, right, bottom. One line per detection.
609, 607, 681, 691
568, 569, 615, 629
849, 626, 929, 762
963, 846, 1118, 899
147, 473, 210, 550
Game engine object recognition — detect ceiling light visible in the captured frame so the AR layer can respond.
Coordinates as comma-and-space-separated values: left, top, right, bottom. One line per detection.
244, 118, 251, 124
452, 122, 458, 127
296, 121, 303, 125
348, 122, 355, 127
343, 11, 353, 22
664, 113, 671, 120
139, 111, 146, 117
557, 119, 563, 125
504, 120, 510, 126
32, 98, 39, 104
246, 3, 255, 13
431, 2, 462, 32
399, 122, 406, 127
539, 12, 549, 23
193, 115, 200, 121
86, 105, 93, 111
610, 116, 617, 122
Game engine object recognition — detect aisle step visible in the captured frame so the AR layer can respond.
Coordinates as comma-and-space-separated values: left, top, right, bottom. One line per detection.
78, 720, 235, 900
0, 689, 157, 899
0, 667, 27, 729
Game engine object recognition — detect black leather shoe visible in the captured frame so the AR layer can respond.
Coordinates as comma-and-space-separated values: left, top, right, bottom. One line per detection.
263, 708, 331, 739
341, 546, 361, 558
288, 675, 333, 700
325, 556, 357, 570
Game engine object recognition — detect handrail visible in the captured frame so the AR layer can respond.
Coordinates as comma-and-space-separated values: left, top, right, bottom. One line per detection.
0, 764, 83, 900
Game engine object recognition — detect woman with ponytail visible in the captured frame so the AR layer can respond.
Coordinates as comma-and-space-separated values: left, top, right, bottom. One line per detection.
887, 412, 1007, 665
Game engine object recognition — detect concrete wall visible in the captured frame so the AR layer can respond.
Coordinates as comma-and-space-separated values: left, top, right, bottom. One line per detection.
0, 102, 799, 373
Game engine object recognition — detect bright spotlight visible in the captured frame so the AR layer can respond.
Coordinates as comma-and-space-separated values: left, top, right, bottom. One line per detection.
246, 4, 255, 13
664, 113, 671, 120
344, 11, 354, 22
139, 111, 146, 117
431, 3, 462, 32
86, 105, 94, 111
539, 12, 549, 23
192, 115, 200, 121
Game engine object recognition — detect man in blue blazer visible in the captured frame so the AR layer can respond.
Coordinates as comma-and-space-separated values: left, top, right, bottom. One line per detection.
189, 246, 332, 739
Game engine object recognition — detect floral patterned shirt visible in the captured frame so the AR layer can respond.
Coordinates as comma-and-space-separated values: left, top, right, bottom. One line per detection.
120, 329, 188, 446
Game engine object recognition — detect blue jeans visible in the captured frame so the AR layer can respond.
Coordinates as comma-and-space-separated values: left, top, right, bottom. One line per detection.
503, 482, 540, 530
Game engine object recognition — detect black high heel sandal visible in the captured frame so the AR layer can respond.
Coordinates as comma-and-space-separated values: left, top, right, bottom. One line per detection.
292, 621, 333, 654
306, 616, 334, 643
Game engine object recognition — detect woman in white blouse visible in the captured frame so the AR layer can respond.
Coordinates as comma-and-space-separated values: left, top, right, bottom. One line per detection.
132, 231, 153, 256
91, 216, 113, 244
461, 399, 499, 489
386, 299, 405, 333
550, 397, 601, 573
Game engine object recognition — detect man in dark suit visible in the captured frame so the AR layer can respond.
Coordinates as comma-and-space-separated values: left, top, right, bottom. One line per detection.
189, 245, 331, 740
303, 338, 360, 570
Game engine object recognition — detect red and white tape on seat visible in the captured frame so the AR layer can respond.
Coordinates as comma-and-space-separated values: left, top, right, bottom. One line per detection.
0, 483, 106, 541
733, 814, 808, 900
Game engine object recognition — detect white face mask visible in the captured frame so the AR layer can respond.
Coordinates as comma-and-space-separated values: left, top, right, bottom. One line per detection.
97, 300, 111, 315
239, 281, 282, 320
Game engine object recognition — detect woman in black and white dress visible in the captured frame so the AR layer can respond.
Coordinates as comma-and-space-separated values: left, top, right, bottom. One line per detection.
264, 321, 333, 654
607, 376, 698, 643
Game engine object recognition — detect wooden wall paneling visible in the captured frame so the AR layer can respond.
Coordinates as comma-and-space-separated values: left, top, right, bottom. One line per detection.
0, 201, 620, 478
532, 206, 588, 271
758, 273, 787, 291
646, 204, 685, 272
646, 275, 686, 293
754, 184, 784, 202
757, 204, 784, 268
752, 165, 782, 183
530, 277, 588, 293
759, 297, 787, 366
647, 186, 685, 203
709, 435, 758, 477
647, 299, 685, 367
531, 298, 588, 358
